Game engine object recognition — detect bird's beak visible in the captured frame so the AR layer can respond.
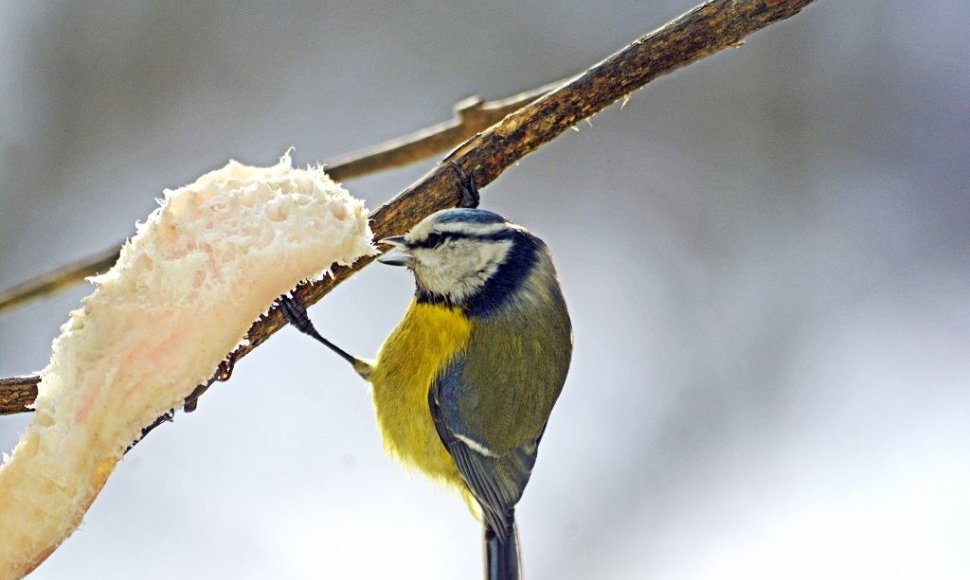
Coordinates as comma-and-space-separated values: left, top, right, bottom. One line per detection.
377, 236, 412, 267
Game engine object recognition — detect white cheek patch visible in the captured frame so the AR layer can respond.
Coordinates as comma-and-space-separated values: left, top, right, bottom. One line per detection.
414, 239, 512, 301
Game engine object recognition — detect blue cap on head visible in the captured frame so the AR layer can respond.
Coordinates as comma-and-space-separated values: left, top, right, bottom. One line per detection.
431, 208, 507, 225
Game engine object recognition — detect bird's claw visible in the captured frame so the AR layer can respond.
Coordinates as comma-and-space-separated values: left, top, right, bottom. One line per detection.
451, 162, 480, 209
279, 294, 314, 335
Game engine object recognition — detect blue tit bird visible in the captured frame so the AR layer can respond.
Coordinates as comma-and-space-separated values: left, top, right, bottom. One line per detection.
281, 204, 572, 580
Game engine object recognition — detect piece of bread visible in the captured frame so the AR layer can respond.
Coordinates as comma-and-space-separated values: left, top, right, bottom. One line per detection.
0, 154, 374, 578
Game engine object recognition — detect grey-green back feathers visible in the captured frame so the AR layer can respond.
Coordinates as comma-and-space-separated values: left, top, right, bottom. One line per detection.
424, 210, 573, 541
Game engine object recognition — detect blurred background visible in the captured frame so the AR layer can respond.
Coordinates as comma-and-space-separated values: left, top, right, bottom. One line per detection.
1, 1, 968, 578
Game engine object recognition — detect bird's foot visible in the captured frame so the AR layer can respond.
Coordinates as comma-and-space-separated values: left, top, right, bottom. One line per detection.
279, 294, 317, 337
451, 162, 480, 208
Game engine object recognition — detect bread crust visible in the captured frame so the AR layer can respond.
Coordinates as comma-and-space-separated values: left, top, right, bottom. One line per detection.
0, 155, 373, 578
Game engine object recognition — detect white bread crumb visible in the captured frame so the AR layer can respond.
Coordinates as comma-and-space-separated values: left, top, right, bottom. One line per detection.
0, 154, 374, 578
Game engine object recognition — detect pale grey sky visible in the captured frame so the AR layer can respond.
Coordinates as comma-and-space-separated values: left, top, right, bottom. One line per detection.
1, 1, 969, 578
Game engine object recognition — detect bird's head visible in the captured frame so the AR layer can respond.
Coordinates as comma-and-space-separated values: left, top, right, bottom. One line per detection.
378, 208, 543, 313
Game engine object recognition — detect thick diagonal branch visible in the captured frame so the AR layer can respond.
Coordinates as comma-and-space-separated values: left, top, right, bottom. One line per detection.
0, 86, 559, 316
0, 0, 815, 417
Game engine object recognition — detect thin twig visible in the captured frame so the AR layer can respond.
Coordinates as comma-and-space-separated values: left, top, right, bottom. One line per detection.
0, 0, 816, 422
325, 85, 562, 180
0, 247, 122, 315
0, 85, 560, 316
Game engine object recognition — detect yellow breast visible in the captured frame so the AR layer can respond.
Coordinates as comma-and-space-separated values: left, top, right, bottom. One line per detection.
369, 299, 471, 489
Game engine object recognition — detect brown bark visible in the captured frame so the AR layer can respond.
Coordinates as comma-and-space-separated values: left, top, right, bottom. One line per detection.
0, 0, 815, 419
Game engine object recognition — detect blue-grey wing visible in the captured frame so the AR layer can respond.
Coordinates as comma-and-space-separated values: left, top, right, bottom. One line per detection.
429, 355, 540, 542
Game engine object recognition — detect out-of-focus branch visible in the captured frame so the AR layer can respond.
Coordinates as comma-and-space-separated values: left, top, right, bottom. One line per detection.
0, 248, 122, 316
325, 86, 561, 180
0, 85, 559, 316
0, 0, 816, 419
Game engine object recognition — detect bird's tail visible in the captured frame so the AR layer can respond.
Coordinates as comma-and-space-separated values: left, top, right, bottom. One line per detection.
484, 519, 521, 580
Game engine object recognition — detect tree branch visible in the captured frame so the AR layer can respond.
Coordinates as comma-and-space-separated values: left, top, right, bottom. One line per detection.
0, 84, 560, 316
0, 376, 39, 414
0, 0, 815, 421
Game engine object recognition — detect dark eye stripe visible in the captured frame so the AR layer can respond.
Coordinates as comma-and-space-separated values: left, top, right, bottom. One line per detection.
410, 230, 513, 249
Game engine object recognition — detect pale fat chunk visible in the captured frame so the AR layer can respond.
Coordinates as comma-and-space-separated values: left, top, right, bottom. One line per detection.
0, 154, 374, 578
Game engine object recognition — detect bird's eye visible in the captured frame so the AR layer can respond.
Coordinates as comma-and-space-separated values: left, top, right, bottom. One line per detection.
425, 233, 444, 247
